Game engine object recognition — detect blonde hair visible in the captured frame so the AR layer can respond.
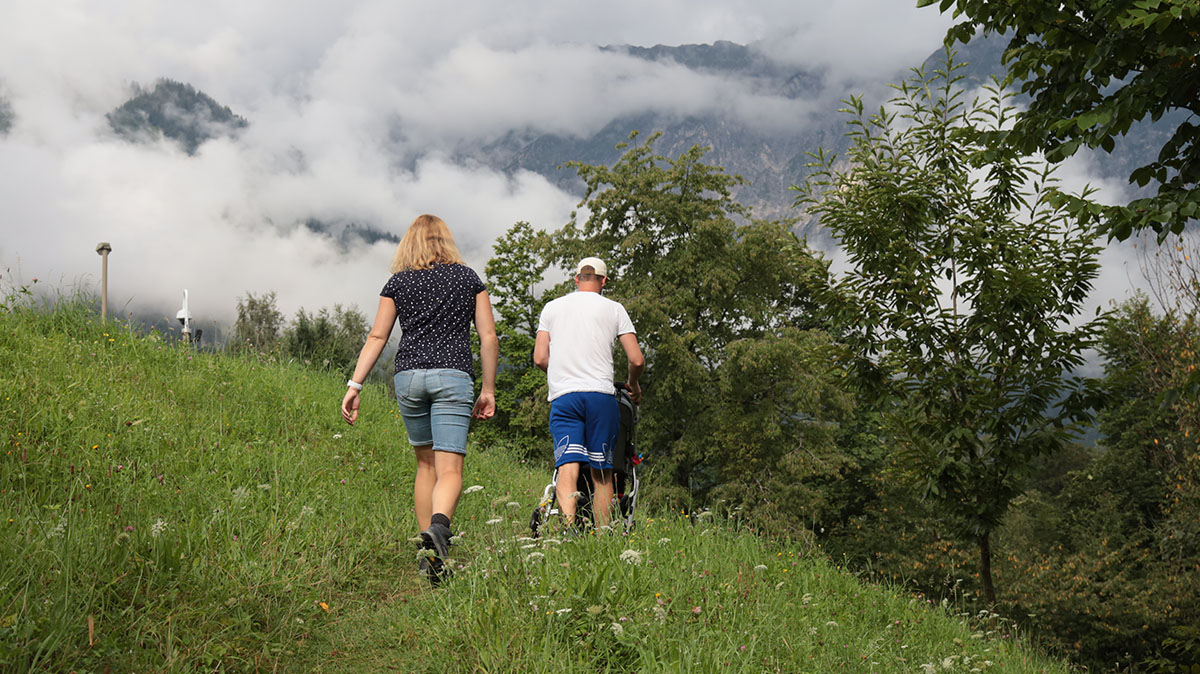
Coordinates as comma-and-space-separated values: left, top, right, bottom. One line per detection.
389, 214, 465, 272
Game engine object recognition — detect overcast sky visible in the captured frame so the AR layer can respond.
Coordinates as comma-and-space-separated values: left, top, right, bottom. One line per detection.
0, 0, 1147, 333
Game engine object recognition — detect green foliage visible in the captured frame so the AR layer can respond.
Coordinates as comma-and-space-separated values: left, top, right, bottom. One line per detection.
950, 295, 1199, 671
796, 54, 1105, 603
0, 298, 1071, 673
232, 291, 368, 376
920, 0, 1200, 240
545, 132, 835, 509
710, 328, 855, 538
106, 79, 248, 155
232, 290, 284, 353
478, 222, 552, 458
280, 304, 368, 375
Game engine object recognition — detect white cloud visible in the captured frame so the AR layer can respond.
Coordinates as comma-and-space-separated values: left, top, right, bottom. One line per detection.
9, 0, 1135, 338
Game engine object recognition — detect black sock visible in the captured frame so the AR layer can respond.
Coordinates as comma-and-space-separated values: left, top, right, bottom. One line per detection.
431, 512, 451, 530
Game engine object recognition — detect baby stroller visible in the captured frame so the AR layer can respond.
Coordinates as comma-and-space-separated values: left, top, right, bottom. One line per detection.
529, 382, 642, 536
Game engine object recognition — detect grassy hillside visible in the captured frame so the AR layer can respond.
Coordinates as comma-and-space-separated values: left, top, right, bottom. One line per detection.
0, 295, 1071, 673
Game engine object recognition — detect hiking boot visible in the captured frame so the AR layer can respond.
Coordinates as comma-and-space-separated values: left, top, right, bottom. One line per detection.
421, 523, 452, 560
419, 523, 453, 585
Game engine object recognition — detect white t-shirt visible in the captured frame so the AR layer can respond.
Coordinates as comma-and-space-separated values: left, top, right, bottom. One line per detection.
537, 290, 636, 402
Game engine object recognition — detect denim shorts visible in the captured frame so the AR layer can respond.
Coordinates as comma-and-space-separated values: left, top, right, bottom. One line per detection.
393, 368, 474, 454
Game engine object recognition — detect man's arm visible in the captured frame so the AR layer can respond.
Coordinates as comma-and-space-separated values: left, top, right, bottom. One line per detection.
618, 332, 645, 404
533, 330, 550, 372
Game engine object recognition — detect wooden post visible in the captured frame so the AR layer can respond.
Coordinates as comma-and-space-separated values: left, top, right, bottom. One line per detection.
95, 242, 111, 323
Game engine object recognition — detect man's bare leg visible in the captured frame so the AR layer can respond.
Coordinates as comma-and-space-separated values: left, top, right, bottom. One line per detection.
556, 462, 582, 526
591, 467, 614, 528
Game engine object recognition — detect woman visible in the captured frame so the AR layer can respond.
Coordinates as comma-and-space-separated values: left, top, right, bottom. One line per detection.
341, 214, 498, 583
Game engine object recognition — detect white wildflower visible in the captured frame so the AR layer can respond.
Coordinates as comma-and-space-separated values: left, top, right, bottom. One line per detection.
825, 620, 838, 628
257, 483, 271, 490
521, 543, 539, 549
695, 510, 713, 519
464, 485, 484, 494
332, 433, 342, 440
555, 608, 572, 615
943, 656, 958, 669
657, 537, 671, 544
506, 501, 521, 508
150, 518, 168, 539
618, 549, 643, 565
610, 622, 624, 637
921, 665, 937, 674
516, 536, 537, 542
47, 520, 66, 539
300, 505, 315, 518
486, 518, 503, 525
753, 564, 768, 572
525, 552, 545, 563
653, 605, 667, 624
232, 486, 250, 503
541, 538, 561, 545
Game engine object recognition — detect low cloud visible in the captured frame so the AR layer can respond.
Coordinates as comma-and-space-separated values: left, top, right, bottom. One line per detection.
5, 0, 1151, 340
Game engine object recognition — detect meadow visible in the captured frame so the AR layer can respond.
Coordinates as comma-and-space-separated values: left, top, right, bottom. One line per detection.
0, 293, 1071, 673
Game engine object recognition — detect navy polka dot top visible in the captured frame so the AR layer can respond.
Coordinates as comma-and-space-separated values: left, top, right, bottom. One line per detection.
380, 263, 486, 376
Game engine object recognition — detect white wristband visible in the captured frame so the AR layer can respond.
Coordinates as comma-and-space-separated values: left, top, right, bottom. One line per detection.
346, 380, 363, 391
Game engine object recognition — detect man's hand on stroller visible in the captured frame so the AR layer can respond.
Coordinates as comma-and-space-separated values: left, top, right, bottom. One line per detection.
627, 380, 642, 405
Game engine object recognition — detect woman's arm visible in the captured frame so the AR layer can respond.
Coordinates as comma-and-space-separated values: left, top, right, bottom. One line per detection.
342, 296, 397, 425
472, 290, 498, 420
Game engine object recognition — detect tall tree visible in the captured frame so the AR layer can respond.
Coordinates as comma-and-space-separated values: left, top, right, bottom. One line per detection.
233, 291, 284, 353
478, 222, 552, 456
920, 0, 1200, 240
281, 304, 368, 373
795, 56, 1105, 604
548, 132, 833, 506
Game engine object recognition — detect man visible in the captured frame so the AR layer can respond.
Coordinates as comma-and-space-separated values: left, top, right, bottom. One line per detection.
533, 257, 645, 528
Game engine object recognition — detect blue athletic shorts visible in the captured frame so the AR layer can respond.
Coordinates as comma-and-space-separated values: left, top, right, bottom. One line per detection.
549, 391, 618, 470
393, 369, 474, 454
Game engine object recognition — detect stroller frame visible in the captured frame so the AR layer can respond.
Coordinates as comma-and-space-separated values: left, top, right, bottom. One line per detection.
529, 382, 641, 536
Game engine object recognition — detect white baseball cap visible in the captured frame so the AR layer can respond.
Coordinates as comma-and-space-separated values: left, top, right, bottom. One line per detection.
575, 256, 607, 277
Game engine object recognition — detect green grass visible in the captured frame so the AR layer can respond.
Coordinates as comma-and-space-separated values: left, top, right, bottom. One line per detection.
0, 297, 1070, 673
